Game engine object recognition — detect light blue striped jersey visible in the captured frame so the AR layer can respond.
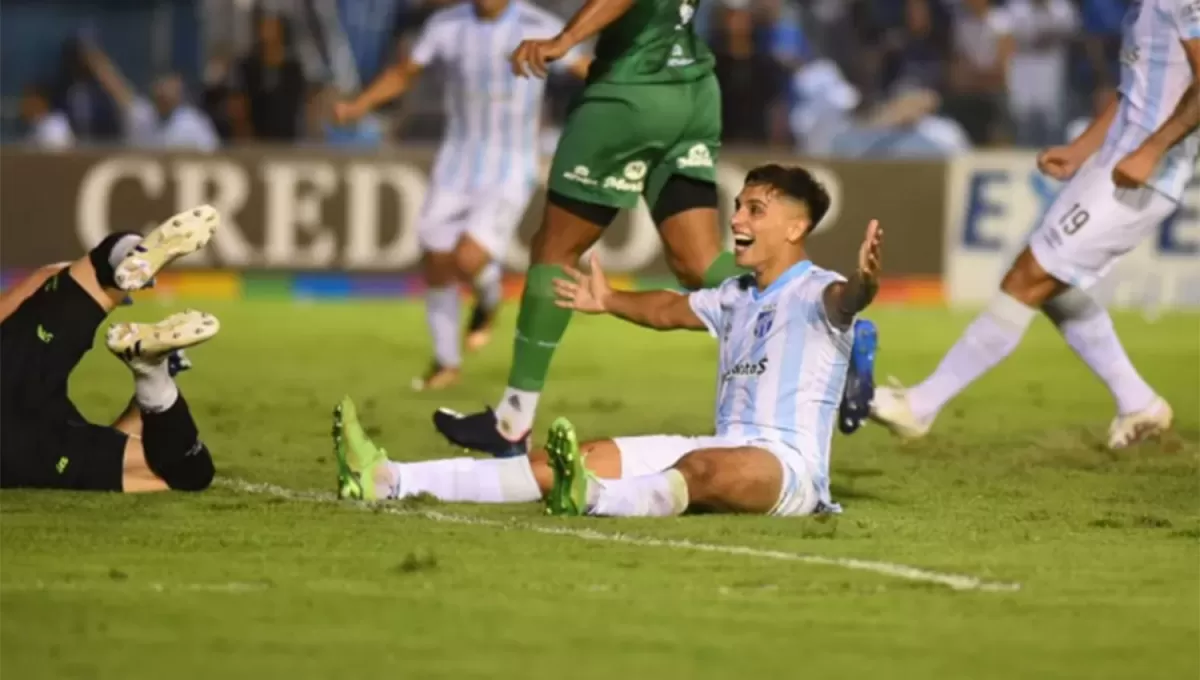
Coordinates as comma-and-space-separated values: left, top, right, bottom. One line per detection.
1099, 0, 1200, 202
410, 0, 582, 192
688, 261, 854, 500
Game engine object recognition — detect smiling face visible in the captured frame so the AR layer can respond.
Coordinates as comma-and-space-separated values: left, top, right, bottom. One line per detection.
731, 183, 812, 269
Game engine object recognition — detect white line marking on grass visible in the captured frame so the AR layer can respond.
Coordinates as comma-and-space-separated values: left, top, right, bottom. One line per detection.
218, 478, 1021, 593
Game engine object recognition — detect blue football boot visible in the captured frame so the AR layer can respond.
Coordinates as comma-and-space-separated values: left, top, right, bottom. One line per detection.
838, 318, 878, 435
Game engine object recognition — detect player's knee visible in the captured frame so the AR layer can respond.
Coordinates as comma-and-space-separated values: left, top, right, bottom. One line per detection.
452, 242, 488, 279
673, 452, 718, 496
665, 255, 707, 290
1041, 287, 1103, 325
1000, 249, 1061, 307
154, 443, 215, 492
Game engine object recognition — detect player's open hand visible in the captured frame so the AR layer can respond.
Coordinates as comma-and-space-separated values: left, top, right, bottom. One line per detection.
1113, 148, 1157, 188
1037, 145, 1084, 181
511, 35, 571, 78
332, 100, 364, 126
857, 219, 883, 283
554, 252, 611, 314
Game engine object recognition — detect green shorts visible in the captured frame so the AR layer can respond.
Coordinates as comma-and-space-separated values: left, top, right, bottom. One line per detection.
547, 74, 721, 212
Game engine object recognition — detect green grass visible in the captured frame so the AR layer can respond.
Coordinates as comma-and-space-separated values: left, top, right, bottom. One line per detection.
2, 301, 1197, 680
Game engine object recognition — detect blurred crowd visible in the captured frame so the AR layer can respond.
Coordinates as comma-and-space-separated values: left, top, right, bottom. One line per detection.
4, 0, 1129, 158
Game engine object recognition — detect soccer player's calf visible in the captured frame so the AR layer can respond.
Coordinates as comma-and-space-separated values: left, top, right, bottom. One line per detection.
0, 207, 221, 492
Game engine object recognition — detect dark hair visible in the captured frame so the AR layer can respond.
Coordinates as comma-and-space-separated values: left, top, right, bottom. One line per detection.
743, 164, 831, 233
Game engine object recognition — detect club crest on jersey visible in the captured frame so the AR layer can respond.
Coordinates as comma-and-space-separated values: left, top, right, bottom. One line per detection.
753, 306, 776, 339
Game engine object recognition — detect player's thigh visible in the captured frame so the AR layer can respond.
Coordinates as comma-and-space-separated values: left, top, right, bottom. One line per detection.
416, 187, 472, 255
461, 186, 535, 264
645, 75, 722, 210
0, 410, 127, 492
611, 434, 729, 478
1029, 159, 1178, 290
547, 85, 673, 211
673, 446, 785, 515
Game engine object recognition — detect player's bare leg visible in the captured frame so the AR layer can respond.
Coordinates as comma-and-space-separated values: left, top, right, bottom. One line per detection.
543, 419, 792, 517
414, 250, 462, 392
872, 246, 1170, 448
452, 235, 501, 353
433, 199, 605, 457
107, 309, 220, 492
654, 176, 743, 290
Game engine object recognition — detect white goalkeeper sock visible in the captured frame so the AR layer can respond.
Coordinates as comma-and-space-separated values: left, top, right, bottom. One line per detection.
588, 469, 689, 517
494, 388, 539, 440
473, 262, 502, 312
1044, 289, 1157, 415
384, 457, 540, 503
908, 293, 1035, 424
425, 285, 462, 369
130, 360, 179, 413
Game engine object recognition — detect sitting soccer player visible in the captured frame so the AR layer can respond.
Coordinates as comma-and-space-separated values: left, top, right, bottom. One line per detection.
333, 165, 882, 516
0, 206, 222, 493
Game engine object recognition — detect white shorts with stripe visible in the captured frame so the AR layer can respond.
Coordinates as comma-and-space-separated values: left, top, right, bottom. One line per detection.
1029, 155, 1179, 290
612, 434, 819, 516
416, 185, 534, 260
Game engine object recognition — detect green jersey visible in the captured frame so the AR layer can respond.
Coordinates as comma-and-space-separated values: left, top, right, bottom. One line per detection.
587, 0, 714, 85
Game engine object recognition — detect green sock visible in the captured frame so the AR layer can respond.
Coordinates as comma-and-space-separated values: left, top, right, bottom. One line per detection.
506, 265, 572, 392
701, 252, 746, 288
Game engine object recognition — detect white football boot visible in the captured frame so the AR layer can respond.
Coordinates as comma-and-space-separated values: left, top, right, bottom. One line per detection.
1107, 397, 1173, 450
107, 310, 221, 369
114, 205, 220, 291
868, 379, 934, 440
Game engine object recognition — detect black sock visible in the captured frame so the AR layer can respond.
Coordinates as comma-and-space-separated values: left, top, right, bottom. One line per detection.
142, 393, 215, 491
88, 231, 143, 290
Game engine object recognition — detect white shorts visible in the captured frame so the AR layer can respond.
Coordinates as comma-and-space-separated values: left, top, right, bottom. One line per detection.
611, 434, 819, 517
1030, 155, 1179, 290
416, 186, 534, 260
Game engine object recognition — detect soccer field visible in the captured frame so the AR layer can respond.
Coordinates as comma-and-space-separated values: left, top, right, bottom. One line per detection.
1, 300, 1196, 679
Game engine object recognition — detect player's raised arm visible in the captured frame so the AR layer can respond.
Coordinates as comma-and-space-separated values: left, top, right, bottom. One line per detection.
823, 220, 882, 330
512, 0, 634, 78
1114, 10, 1200, 188
334, 59, 423, 125
554, 253, 707, 331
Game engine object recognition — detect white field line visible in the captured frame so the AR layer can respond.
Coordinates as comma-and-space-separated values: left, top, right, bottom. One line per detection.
218, 478, 1022, 593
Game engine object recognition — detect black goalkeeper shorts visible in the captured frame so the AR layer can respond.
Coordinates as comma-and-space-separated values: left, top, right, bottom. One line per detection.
0, 269, 126, 491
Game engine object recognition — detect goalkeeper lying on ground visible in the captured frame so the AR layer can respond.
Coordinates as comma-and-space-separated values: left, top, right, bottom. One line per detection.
334, 165, 882, 516
0, 207, 222, 493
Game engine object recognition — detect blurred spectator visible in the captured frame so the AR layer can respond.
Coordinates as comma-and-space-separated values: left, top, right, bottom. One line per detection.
789, 57, 969, 159
712, 0, 788, 145
84, 44, 219, 151
872, 0, 951, 98
943, 0, 1010, 145
229, 12, 308, 141
995, 0, 1079, 148
201, 47, 238, 141
20, 85, 74, 150
53, 38, 121, 143
1079, 0, 1128, 92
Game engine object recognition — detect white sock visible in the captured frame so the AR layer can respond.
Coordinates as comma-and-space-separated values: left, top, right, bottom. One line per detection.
495, 387, 539, 439
131, 361, 179, 413
425, 285, 462, 368
109, 234, 143, 268
589, 469, 689, 517
383, 457, 540, 503
908, 293, 1036, 423
473, 262, 502, 312
1045, 290, 1157, 415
